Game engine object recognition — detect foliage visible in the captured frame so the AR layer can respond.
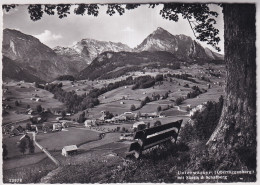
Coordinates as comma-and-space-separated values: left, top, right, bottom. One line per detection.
36, 105, 43, 113
181, 96, 224, 142
26, 123, 32, 131
154, 120, 162, 127
130, 104, 136, 111
14, 100, 19, 106
132, 76, 156, 90
78, 112, 86, 123
191, 99, 223, 140
61, 110, 66, 118
175, 97, 185, 105
18, 138, 28, 154
79, 51, 180, 80
104, 111, 114, 119
44, 83, 99, 113
186, 85, 203, 99
3, 156, 57, 183
3, 144, 8, 159
56, 75, 75, 81
155, 74, 164, 81
28, 139, 35, 154
167, 73, 197, 83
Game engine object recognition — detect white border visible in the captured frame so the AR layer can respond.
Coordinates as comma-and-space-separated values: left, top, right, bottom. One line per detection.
0, 1, 259, 185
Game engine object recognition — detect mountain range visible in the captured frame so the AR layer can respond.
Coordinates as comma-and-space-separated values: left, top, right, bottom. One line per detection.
2, 27, 224, 82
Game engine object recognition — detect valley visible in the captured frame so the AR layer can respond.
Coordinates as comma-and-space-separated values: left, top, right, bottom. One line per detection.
2, 27, 226, 183
2, 61, 226, 182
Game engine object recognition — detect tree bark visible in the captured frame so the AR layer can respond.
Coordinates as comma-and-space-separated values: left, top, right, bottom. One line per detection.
207, 4, 256, 170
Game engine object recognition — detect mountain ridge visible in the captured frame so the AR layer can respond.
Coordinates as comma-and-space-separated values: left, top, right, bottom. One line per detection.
2, 28, 224, 82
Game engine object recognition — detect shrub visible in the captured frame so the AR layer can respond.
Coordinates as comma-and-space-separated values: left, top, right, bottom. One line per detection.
130, 104, 136, 111
175, 97, 184, 105
154, 120, 162, 127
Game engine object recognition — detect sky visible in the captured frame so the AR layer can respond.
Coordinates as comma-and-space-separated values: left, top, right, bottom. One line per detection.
3, 4, 224, 54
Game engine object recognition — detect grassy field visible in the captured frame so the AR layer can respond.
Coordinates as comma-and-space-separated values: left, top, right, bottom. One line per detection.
2, 81, 65, 124
3, 155, 57, 183
2, 127, 99, 160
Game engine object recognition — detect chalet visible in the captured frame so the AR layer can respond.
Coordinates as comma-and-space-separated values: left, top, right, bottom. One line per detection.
112, 115, 127, 122
35, 98, 42, 102
140, 112, 158, 118
53, 123, 62, 131
10, 125, 24, 136
62, 145, 78, 157
124, 112, 137, 120
60, 121, 71, 128
31, 125, 38, 133
132, 121, 146, 131
56, 117, 63, 121
84, 120, 96, 127
105, 119, 114, 123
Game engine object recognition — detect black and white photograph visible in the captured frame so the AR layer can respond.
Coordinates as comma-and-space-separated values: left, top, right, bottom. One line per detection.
1, 0, 258, 183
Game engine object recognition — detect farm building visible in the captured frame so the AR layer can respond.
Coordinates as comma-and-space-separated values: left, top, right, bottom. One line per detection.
132, 121, 146, 131
31, 125, 38, 133
140, 112, 158, 118
84, 120, 96, 127
112, 115, 127, 122
62, 145, 78, 157
60, 121, 71, 128
124, 112, 137, 120
53, 123, 62, 131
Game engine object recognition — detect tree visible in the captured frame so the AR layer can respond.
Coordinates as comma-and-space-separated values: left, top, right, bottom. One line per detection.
130, 104, 136, 111
18, 138, 28, 154
28, 139, 35, 154
61, 110, 66, 118
175, 97, 184, 106
3, 144, 8, 160
154, 120, 162, 127
26, 123, 32, 131
157, 106, 162, 112
207, 4, 256, 170
14, 100, 19, 106
155, 74, 163, 81
36, 105, 43, 113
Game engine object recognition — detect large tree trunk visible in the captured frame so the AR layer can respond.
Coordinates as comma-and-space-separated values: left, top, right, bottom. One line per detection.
207, 4, 256, 170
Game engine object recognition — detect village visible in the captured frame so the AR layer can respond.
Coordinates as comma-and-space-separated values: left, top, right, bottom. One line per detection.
2, 63, 226, 182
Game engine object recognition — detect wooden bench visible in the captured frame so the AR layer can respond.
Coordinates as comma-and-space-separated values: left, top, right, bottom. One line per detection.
126, 120, 183, 159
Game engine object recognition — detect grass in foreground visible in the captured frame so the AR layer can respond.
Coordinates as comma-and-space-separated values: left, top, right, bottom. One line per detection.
3, 157, 57, 183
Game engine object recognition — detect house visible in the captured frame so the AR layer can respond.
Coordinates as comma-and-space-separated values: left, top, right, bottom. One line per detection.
84, 120, 96, 127
35, 98, 42, 102
53, 123, 62, 131
56, 117, 63, 121
140, 112, 158, 118
124, 112, 137, 120
132, 121, 146, 131
112, 115, 127, 122
62, 145, 78, 157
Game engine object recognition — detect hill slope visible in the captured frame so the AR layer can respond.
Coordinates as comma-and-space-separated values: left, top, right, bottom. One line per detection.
77, 51, 182, 80
2, 29, 78, 81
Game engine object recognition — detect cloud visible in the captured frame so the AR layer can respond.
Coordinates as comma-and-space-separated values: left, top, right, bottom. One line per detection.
122, 27, 135, 32
34, 30, 62, 44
